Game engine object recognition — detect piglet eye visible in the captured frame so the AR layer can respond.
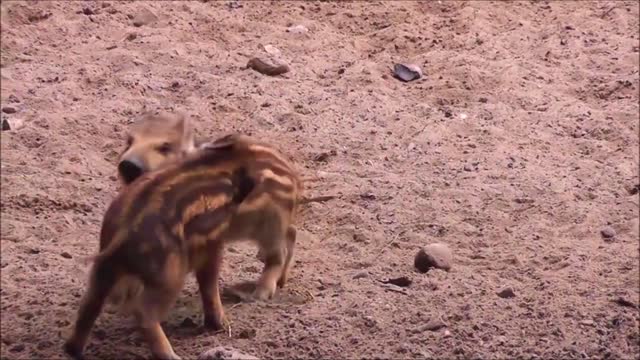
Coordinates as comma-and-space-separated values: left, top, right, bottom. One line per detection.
157, 142, 173, 155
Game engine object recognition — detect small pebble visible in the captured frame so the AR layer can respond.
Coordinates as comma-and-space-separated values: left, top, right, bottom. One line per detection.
180, 317, 196, 328
61, 252, 73, 259
395, 343, 410, 354
421, 317, 447, 331
263, 44, 281, 57
27, 11, 51, 23
9, 344, 25, 353
286, 24, 308, 34
383, 276, 412, 287
227, 1, 243, 10
601, 226, 616, 239
360, 192, 376, 200
2, 118, 24, 131
505, 255, 523, 266
2, 106, 17, 114
246, 57, 289, 76
414, 243, 452, 273
353, 271, 369, 279
1, 69, 13, 81
497, 287, 516, 298
352, 233, 368, 243
463, 164, 473, 172
313, 151, 332, 162
37, 340, 53, 350
238, 328, 256, 339
613, 297, 637, 309
580, 319, 595, 326
626, 184, 639, 195
393, 63, 422, 82
381, 283, 408, 295
198, 346, 259, 360
363, 315, 377, 328
132, 8, 157, 27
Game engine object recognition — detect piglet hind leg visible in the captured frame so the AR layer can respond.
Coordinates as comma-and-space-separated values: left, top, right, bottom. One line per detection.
277, 225, 297, 289
252, 245, 285, 301
64, 261, 118, 360
135, 286, 183, 360
196, 241, 228, 332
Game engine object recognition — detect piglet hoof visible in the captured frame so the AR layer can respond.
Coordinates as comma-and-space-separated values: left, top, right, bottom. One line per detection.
63, 341, 85, 360
204, 314, 229, 333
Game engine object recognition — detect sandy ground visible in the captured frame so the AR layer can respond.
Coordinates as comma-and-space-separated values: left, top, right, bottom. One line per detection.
1, 1, 639, 359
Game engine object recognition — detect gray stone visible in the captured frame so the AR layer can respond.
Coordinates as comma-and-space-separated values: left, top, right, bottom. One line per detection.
2, 118, 10, 131
601, 226, 616, 239
497, 287, 516, 298
132, 8, 157, 27
286, 24, 308, 34
246, 57, 290, 76
393, 63, 422, 82
414, 243, 452, 273
2, 106, 17, 114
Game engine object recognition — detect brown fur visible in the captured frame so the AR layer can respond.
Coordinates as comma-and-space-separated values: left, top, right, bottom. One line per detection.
116, 109, 316, 202
64, 134, 302, 360
114, 110, 318, 267
116, 110, 197, 186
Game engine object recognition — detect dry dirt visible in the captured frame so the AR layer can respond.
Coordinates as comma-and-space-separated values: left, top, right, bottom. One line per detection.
1, 1, 639, 359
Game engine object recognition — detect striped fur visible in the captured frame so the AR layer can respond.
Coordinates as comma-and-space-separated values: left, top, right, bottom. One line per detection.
65, 134, 302, 360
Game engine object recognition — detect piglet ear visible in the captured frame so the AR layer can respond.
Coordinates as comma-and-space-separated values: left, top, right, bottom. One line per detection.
200, 133, 240, 151
173, 111, 196, 154
132, 104, 162, 126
